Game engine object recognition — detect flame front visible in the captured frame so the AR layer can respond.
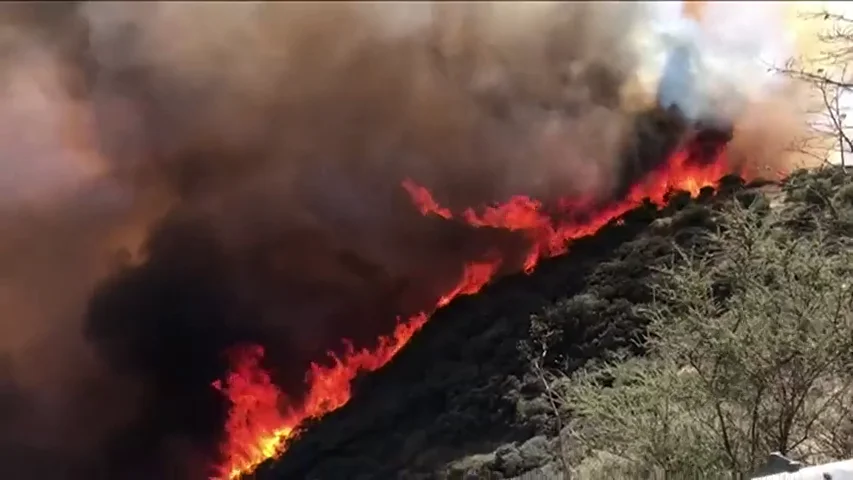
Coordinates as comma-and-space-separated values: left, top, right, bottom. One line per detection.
211, 312, 432, 479
212, 134, 768, 479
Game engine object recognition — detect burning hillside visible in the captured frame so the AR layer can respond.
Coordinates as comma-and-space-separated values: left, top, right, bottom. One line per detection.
256, 164, 853, 480
211, 120, 749, 480
0, 2, 821, 480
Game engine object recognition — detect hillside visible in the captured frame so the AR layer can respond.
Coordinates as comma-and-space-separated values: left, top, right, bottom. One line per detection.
249, 167, 849, 480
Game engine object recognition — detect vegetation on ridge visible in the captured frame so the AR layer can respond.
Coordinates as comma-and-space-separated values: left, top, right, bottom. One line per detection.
532, 167, 853, 479
247, 169, 850, 479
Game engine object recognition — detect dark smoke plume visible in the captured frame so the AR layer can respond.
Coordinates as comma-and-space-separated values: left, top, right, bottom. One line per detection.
0, 2, 805, 479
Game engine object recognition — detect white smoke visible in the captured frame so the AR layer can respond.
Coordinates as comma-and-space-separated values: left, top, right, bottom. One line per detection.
636, 1, 795, 124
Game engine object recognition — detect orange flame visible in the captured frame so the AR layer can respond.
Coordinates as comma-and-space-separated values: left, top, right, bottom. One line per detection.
211, 311, 431, 479
401, 179, 452, 219
212, 134, 770, 479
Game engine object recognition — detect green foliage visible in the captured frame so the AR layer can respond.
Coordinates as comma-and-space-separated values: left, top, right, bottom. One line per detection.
552, 198, 853, 479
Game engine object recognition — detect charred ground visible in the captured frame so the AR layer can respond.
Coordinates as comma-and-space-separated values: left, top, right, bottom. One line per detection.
245, 167, 849, 480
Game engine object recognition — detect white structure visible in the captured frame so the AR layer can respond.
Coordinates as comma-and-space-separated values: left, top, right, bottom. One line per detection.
753, 453, 853, 480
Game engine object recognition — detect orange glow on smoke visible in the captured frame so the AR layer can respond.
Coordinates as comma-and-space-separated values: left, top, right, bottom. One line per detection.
211, 132, 762, 479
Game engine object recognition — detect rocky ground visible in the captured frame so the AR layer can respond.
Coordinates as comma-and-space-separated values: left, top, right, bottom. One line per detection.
253, 167, 849, 480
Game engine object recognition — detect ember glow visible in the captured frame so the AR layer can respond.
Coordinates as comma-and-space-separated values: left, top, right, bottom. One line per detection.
211, 131, 759, 479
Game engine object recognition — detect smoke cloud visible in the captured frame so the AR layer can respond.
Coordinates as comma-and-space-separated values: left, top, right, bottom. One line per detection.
0, 2, 811, 478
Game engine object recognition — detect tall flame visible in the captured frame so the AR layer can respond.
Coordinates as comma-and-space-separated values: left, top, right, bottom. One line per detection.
211, 132, 767, 479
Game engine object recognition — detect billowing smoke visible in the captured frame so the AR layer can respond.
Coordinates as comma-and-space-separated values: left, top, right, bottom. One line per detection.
0, 2, 810, 479
637, 1, 813, 172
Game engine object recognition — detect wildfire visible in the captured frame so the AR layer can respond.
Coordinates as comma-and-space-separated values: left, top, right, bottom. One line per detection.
211, 131, 759, 480
211, 313, 430, 479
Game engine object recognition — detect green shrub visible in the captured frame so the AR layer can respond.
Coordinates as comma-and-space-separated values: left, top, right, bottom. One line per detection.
551, 200, 853, 478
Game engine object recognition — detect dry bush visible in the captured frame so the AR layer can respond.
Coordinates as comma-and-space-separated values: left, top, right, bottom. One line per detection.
547, 199, 853, 479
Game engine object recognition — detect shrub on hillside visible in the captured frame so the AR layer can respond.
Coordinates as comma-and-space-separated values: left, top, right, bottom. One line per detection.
546, 198, 853, 478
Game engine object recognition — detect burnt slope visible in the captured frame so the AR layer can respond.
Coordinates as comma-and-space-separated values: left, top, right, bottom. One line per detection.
255, 170, 838, 480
